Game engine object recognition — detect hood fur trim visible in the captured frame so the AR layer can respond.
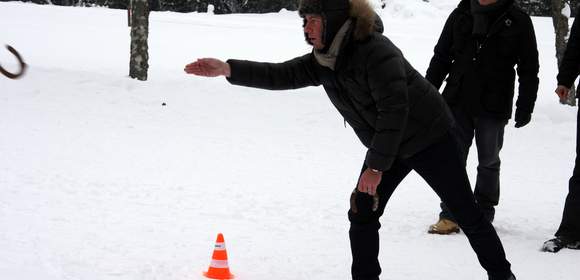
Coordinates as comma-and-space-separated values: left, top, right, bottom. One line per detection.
350, 0, 376, 41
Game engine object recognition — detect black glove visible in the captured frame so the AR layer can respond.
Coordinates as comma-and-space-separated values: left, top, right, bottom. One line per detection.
514, 109, 531, 128
349, 188, 379, 214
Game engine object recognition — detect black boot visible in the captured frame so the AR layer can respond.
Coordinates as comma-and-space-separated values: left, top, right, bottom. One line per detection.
541, 237, 575, 253
489, 273, 515, 280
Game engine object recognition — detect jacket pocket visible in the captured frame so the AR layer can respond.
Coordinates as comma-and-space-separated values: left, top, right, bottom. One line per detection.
481, 79, 514, 114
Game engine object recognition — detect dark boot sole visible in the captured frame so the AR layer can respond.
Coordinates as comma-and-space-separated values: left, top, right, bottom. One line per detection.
427, 228, 461, 234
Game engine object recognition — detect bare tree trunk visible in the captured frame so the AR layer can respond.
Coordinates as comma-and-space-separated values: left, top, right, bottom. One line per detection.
129, 0, 149, 81
552, 0, 576, 105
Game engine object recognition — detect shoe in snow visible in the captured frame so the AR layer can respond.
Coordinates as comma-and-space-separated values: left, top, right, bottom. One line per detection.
542, 237, 569, 253
428, 218, 460, 234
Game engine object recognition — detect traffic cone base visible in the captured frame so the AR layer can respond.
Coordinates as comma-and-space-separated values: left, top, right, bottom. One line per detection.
203, 270, 234, 279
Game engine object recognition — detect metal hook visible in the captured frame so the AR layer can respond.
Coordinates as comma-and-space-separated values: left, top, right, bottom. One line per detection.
0, 45, 27, 79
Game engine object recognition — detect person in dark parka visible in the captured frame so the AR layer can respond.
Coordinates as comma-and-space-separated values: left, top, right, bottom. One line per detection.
542, 13, 580, 253
425, 0, 539, 234
184, 0, 515, 279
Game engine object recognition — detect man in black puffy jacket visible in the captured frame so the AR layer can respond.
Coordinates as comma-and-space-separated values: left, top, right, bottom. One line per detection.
425, 0, 539, 234
542, 13, 580, 253
185, 0, 515, 279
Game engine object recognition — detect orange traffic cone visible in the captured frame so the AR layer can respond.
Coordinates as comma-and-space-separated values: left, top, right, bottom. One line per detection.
203, 233, 235, 279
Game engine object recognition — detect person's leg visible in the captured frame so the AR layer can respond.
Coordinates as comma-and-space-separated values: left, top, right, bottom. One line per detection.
555, 106, 580, 243
437, 107, 475, 224
349, 161, 411, 280
555, 169, 580, 243
472, 117, 507, 222
543, 106, 580, 252
408, 132, 512, 279
543, 170, 580, 251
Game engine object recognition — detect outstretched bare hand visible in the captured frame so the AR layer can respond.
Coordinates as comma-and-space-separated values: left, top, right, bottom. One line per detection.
184, 58, 231, 77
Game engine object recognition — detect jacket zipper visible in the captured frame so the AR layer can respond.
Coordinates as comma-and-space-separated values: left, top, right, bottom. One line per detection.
474, 11, 509, 61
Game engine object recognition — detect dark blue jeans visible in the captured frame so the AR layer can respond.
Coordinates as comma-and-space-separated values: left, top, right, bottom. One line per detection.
555, 106, 580, 241
348, 132, 512, 280
440, 107, 508, 222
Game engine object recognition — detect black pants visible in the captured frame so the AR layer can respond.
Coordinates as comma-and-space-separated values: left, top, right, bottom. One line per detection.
555, 106, 580, 241
440, 107, 507, 222
348, 132, 512, 280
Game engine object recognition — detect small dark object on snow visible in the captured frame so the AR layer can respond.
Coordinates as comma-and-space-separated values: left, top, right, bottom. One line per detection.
162, 102, 166, 106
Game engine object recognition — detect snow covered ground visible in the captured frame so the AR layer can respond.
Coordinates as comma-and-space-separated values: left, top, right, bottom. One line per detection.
1, 1, 579, 279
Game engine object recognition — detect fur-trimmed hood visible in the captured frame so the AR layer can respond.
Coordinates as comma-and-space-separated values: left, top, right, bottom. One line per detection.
350, 0, 382, 41
298, 0, 382, 45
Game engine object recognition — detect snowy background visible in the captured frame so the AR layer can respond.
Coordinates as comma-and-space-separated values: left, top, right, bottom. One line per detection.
1, 1, 579, 279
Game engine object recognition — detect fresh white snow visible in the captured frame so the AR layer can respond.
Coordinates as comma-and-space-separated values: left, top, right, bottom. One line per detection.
1, 1, 579, 280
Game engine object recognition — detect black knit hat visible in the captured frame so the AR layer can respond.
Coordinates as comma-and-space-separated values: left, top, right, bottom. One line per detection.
299, 0, 350, 50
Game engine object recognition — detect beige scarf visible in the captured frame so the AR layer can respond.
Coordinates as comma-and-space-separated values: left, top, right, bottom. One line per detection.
313, 20, 352, 71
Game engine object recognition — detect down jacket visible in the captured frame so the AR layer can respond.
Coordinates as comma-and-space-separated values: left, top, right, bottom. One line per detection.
226, 0, 454, 171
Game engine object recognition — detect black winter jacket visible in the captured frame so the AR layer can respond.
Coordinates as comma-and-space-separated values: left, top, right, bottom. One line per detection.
557, 13, 580, 94
226, 0, 454, 171
426, 0, 539, 119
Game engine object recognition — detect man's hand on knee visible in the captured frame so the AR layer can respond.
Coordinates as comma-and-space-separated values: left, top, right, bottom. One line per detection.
357, 168, 382, 195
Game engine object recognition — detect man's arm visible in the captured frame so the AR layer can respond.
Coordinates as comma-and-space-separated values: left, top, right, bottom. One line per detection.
356, 45, 410, 196
514, 15, 540, 128
185, 54, 322, 90
557, 15, 580, 90
364, 46, 409, 172
226, 54, 322, 90
425, 10, 457, 89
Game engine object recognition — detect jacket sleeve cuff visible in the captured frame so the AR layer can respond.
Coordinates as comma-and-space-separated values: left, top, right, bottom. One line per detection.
365, 149, 395, 172
225, 59, 249, 86
557, 75, 576, 89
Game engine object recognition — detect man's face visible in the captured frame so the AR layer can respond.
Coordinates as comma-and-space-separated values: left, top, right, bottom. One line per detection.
478, 0, 498, 5
303, 14, 325, 50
